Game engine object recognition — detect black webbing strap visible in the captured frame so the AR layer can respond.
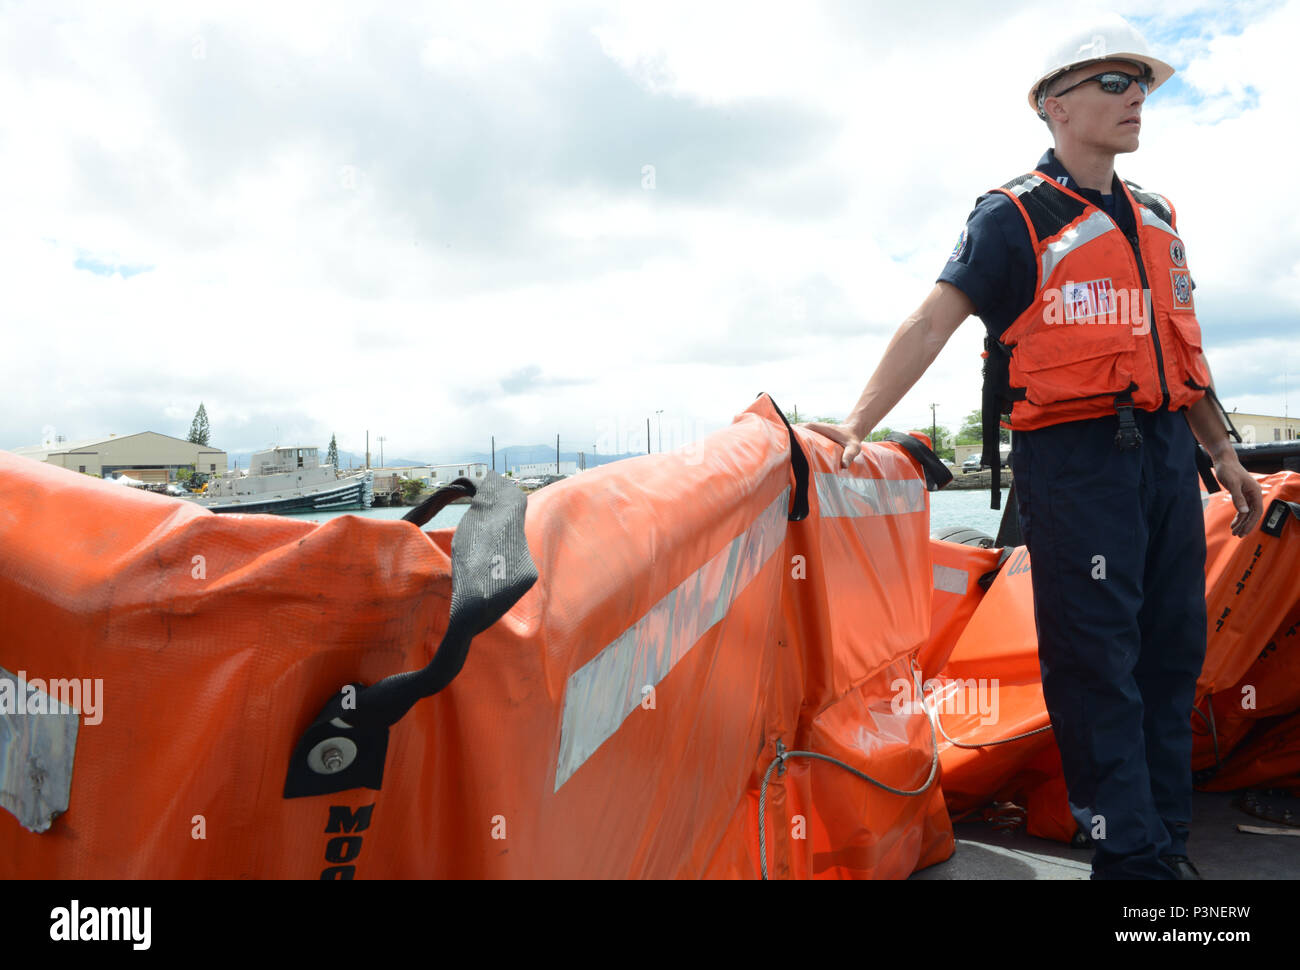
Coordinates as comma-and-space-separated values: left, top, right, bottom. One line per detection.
285, 469, 538, 798
1114, 392, 1143, 451
981, 336, 1015, 510
883, 432, 953, 491
1193, 444, 1221, 494
994, 481, 1023, 549
766, 394, 810, 522
402, 478, 476, 526
977, 545, 1017, 592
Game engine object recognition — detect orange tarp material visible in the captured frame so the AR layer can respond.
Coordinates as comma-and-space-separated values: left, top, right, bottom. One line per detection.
751, 425, 954, 880
1187, 474, 1300, 791
1198, 708, 1300, 793
930, 551, 1058, 820
1192, 605, 1300, 775
0, 395, 954, 878
919, 538, 1002, 681
932, 471, 1300, 842
1198, 475, 1300, 695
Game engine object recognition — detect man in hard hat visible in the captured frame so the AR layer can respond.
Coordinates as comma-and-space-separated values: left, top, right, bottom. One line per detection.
808, 14, 1264, 880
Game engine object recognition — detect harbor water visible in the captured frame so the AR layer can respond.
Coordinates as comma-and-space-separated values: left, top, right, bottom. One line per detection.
279, 487, 1010, 540
280, 502, 469, 529
927, 487, 1011, 538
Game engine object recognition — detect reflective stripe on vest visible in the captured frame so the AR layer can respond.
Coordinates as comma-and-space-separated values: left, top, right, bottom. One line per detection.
1040, 210, 1118, 282
1139, 206, 1177, 236
554, 487, 789, 791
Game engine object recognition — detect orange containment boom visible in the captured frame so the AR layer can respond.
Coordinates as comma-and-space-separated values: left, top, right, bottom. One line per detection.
930, 471, 1300, 841
0, 394, 960, 878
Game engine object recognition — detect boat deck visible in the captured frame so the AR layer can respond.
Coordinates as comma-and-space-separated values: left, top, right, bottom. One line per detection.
909, 790, 1300, 879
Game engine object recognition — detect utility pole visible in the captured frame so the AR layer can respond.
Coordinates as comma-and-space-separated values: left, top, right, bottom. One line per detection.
656, 409, 664, 453
930, 403, 938, 451
556, 433, 560, 474
646, 417, 651, 455
378, 435, 386, 469
491, 435, 495, 472
366, 430, 370, 469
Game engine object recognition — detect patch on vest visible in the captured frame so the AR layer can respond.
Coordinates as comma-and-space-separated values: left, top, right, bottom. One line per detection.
1170, 239, 1186, 266
1170, 269, 1194, 310
1062, 278, 1116, 323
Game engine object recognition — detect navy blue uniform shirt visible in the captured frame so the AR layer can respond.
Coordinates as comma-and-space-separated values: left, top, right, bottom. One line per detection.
938, 148, 1142, 340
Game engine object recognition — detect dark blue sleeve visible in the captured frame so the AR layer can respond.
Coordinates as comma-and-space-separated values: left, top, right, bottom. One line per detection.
936, 192, 1036, 338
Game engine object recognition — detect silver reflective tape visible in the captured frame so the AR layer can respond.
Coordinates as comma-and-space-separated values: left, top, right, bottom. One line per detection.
1007, 176, 1045, 197
815, 473, 926, 519
0, 667, 79, 833
933, 564, 969, 596
555, 487, 789, 791
1041, 210, 1118, 281
1140, 206, 1177, 237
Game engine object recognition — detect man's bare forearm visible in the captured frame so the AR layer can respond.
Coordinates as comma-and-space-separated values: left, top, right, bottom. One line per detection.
1184, 364, 1236, 463
1186, 393, 1235, 462
843, 283, 973, 438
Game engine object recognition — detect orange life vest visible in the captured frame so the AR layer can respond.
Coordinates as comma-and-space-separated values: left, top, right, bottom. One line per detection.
988, 171, 1212, 431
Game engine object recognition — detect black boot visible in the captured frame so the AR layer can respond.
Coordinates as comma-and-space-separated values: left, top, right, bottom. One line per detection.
1160, 855, 1203, 879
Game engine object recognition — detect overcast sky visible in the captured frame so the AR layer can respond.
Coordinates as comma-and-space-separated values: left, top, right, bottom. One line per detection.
2, 0, 1295, 462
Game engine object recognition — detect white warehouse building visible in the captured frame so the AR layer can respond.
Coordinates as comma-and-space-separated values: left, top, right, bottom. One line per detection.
511, 461, 578, 478
382, 462, 490, 486
9, 431, 228, 483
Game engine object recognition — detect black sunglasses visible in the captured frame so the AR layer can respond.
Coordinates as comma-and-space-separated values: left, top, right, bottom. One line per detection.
1051, 70, 1152, 99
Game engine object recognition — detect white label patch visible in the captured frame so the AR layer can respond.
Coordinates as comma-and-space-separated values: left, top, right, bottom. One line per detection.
1062, 278, 1116, 322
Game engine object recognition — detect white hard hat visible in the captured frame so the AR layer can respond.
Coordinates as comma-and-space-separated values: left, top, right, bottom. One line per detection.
1028, 13, 1175, 116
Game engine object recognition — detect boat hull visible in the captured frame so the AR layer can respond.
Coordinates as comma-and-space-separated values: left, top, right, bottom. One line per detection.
192, 474, 374, 515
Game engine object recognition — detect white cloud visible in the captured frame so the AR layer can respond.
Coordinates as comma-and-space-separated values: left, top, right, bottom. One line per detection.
0, 0, 1295, 463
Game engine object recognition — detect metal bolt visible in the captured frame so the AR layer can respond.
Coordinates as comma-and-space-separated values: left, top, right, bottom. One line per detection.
307, 736, 357, 775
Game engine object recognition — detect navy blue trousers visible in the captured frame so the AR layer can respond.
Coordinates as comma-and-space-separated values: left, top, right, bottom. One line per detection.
1010, 407, 1207, 880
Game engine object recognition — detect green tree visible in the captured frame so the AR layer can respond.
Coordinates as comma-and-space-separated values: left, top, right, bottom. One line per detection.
400, 478, 423, 503
956, 408, 1008, 445
926, 425, 955, 461
187, 403, 211, 446
784, 410, 845, 426
326, 433, 340, 469
955, 409, 982, 444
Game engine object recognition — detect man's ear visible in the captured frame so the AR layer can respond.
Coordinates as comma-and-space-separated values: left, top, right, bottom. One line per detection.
1044, 95, 1069, 128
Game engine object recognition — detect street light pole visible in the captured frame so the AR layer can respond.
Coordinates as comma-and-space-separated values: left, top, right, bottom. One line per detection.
929, 404, 938, 452
656, 409, 664, 453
